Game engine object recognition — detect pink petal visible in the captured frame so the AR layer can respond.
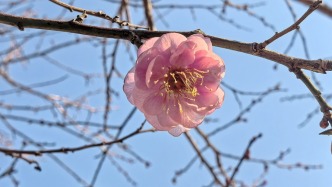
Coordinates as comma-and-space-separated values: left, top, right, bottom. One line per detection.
187, 34, 212, 51
168, 125, 188, 137
210, 53, 226, 79
202, 37, 213, 51
157, 113, 178, 127
193, 51, 225, 80
138, 37, 159, 56
145, 115, 169, 131
123, 67, 152, 110
145, 55, 168, 88
132, 87, 151, 110
192, 52, 224, 71
145, 109, 180, 131
142, 93, 164, 115
195, 87, 225, 114
167, 99, 205, 128
166, 99, 182, 124
182, 102, 206, 127
123, 67, 135, 104
170, 41, 196, 67
135, 48, 160, 90
153, 33, 186, 53
205, 88, 225, 115
214, 87, 225, 108
192, 55, 225, 92
198, 69, 223, 92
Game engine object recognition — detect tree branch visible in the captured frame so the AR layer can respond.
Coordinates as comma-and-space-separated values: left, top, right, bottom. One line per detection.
0, 12, 330, 73
0, 124, 149, 156
297, 0, 332, 18
259, 0, 321, 49
143, 0, 155, 30
290, 68, 332, 134
184, 132, 224, 186
49, 0, 148, 29
226, 133, 263, 187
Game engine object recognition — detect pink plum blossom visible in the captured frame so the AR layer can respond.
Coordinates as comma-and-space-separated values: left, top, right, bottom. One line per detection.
123, 33, 225, 136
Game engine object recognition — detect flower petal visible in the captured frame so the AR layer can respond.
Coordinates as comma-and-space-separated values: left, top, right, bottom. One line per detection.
187, 34, 212, 51
145, 55, 168, 88
205, 88, 225, 115
195, 90, 220, 107
135, 48, 160, 89
192, 55, 225, 92
157, 113, 178, 127
123, 67, 135, 104
168, 125, 188, 137
145, 115, 169, 131
195, 87, 225, 114
132, 87, 151, 110
194, 50, 225, 76
170, 41, 196, 67
142, 93, 164, 115
138, 37, 159, 56
167, 99, 205, 128
153, 33, 186, 53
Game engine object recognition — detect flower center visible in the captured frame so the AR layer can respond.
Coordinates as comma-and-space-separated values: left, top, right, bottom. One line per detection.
163, 69, 206, 97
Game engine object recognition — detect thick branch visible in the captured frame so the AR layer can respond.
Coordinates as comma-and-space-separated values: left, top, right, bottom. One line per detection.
0, 12, 331, 73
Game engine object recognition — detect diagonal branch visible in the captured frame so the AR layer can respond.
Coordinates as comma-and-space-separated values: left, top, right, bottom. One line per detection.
290, 68, 332, 134
226, 133, 263, 187
297, 0, 332, 18
184, 132, 224, 186
258, 0, 321, 49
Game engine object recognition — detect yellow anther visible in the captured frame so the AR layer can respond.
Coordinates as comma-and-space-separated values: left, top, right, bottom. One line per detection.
178, 101, 183, 113
170, 73, 177, 83
162, 68, 208, 98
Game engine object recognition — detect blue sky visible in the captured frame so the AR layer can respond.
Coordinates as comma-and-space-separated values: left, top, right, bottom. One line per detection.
1, 0, 332, 187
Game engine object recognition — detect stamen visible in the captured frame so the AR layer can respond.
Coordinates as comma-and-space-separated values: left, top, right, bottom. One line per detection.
170, 73, 178, 83
177, 101, 183, 113
162, 68, 208, 98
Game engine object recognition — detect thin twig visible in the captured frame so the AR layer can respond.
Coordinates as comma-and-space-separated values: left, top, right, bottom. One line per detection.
143, 0, 155, 30
297, 0, 332, 18
226, 133, 263, 187
90, 107, 138, 186
208, 84, 282, 136
0, 122, 147, 156
195, 128, 230, 184
184, 132, 224, 186
258, 0, 321, 49
49, 0, 148, 29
